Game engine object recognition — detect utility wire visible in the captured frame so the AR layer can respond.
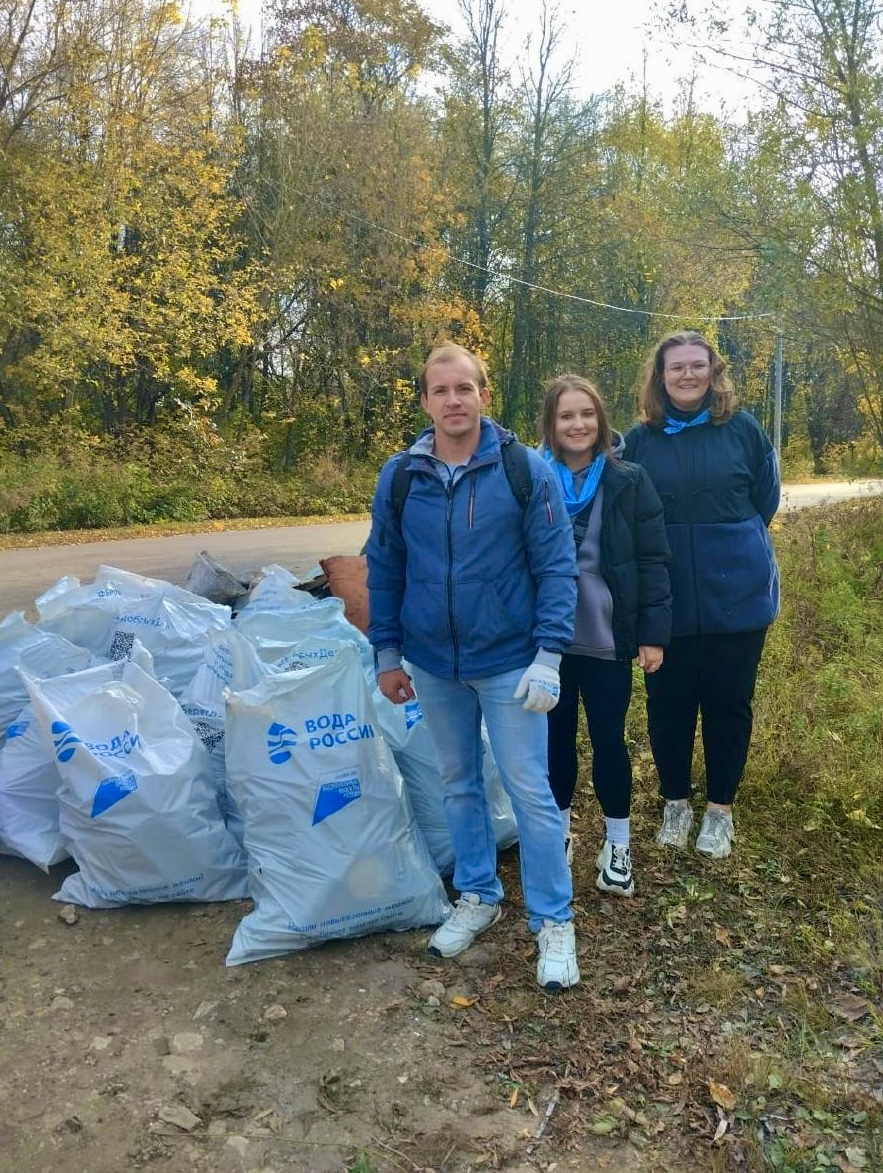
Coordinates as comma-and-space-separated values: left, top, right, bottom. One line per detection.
298, 187, 777, 325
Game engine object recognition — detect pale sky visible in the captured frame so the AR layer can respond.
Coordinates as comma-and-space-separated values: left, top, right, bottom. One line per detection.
191, 0, 758, 115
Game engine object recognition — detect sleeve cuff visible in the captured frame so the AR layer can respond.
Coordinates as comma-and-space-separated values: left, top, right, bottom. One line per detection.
535, 649, 562, 670
376, 648, 404, 674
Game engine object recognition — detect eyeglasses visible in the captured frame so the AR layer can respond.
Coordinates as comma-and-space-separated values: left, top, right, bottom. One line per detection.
665, 362, 711, 378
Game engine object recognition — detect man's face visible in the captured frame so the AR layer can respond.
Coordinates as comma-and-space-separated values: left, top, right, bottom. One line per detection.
420, 355, 490, 443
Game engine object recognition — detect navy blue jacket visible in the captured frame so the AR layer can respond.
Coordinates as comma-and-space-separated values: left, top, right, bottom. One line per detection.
623, 411, 780, 637
592, 457, 672, 658
367, 419, 578, 680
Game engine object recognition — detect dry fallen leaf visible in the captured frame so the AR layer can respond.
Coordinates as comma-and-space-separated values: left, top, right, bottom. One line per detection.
509, 1088, 519, 1109
450, 995, 477, 1009
667, 1073, 684, 1086
828, 993, 871, 1022
712, 1116, 729, 1143
714, 925, 733, 948
708, 1080, 738, 1111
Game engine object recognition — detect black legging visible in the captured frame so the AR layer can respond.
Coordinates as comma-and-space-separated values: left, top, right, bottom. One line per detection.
547, 654, 633, 819
644, 628, 767, 806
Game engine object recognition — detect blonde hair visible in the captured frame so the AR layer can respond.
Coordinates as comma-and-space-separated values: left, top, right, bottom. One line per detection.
418, 344, 488, 396
637, 331, 736, 428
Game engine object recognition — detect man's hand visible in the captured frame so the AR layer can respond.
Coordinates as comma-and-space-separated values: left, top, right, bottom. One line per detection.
513, 661, 560, 713
637, 645, 664, 674
378, 667, 416, 705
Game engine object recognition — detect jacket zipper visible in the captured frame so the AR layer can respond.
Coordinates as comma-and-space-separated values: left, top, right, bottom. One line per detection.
445, 475, 459, 677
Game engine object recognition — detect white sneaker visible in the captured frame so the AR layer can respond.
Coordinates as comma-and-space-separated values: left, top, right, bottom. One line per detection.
695, 810, 735, 858
427, 894, 502, 958
595, 841, 635, 897
535, 920, 580, 990
656, 800, 694, 848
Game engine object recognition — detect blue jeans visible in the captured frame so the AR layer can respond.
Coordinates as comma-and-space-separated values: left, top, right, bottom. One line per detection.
410, 665, 573, 933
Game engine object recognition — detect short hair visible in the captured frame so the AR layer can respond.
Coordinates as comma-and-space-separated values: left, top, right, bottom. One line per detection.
418, 343, 488, 396
539, 374, 615, 461
637, 330, 737, 428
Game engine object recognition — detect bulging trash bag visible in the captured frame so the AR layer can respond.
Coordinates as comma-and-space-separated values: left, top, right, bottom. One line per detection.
372, 689, 518, 875
37, 575, 231, 699
236, 597, 375, 681
24, 660, 248, 908
0, 613, 92, 744
0, 704, 68, 870
224, 643, 450, 965
234, 564, 313, 616
180, 628, 269, 845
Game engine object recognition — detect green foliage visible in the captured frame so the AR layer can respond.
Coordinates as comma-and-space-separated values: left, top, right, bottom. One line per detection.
750, 502, 883, 832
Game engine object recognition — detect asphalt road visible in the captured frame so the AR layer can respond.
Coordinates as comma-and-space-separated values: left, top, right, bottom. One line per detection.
2, 478, 882, 620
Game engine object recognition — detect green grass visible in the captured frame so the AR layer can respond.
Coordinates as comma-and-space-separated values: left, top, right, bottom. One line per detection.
451, 498, 883, 1173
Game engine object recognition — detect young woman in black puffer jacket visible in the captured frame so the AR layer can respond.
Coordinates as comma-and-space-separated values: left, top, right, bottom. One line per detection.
540, 374, 672, 898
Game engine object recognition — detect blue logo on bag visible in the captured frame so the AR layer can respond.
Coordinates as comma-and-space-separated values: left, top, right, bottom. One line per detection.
404, 701, 423, 729
91, 770, 138, 818
52, 720, 82, 763
267, 722, 298, 764
312, 776, 361, 825
8, 720, 29, 738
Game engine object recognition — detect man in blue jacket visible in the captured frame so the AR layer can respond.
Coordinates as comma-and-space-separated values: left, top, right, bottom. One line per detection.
366, 343, 580, 990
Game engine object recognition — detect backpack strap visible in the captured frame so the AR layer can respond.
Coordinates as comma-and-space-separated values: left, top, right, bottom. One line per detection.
390, 451, 413, 520
500, 440, 533, 509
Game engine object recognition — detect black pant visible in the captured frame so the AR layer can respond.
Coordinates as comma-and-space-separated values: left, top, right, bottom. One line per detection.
644, 629, 767, 806
547, 654, 633, 819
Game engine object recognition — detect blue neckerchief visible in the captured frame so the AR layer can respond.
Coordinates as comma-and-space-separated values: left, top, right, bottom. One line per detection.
663, 408, 710, 435
543, 447, 606, 517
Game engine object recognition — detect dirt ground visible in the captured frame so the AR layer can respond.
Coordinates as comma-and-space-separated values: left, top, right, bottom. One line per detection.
0, 849, 662, 1173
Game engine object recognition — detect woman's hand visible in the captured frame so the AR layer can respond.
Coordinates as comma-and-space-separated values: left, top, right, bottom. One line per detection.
638, 645, 664, 674
378, 667, 416, 704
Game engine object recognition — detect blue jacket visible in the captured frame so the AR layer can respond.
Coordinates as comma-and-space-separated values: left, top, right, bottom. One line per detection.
367, 418, 578, 680
623, 411, 780, 637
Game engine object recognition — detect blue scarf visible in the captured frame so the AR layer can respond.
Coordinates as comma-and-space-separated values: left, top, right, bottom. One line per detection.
663, 409, 710, 435
543, 447, 607, 517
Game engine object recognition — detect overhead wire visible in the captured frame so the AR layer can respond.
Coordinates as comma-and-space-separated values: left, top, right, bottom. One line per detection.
294, 185, 777, 325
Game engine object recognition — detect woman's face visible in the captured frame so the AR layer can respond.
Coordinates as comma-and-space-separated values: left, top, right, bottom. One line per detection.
662, 343, 712, 411
554, 388, 599, 467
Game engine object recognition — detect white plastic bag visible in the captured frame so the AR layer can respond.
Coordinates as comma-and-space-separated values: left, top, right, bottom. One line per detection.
180, 628, 269, 845
37, 577, 231, 699
234, 564, 313, 616
224, 644, 450, 964
236, 597, 375, 680
25, 660, 248, 908
372, 691, 518, 875
0, 704, 68, 870
0, 613, 92, 744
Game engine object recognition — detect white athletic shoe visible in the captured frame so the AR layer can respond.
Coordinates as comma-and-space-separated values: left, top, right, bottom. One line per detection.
427, 894, 502, 958
695, 809, 735, 858
656, 800, 695, 849
535, 920, 580, 990
595, 840, 635, 897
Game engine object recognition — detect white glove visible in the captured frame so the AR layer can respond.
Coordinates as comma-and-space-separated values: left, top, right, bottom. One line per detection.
513, 661, 561, 713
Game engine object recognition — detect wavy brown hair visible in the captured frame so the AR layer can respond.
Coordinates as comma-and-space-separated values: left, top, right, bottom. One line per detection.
637, 331, 737, 428
539, 374, 615, 462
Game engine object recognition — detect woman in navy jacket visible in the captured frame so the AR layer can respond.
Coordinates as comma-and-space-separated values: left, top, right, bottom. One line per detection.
541, 375, 671, 897
623, 331, 780, 859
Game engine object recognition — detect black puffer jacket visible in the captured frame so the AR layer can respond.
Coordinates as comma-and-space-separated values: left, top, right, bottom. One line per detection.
594, 453, 672, 659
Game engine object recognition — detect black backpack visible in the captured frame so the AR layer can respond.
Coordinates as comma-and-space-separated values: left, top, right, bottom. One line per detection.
390, 440, 533, 519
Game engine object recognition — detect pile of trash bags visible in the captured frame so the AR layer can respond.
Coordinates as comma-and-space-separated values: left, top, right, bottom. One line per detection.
0, 556, 518, 965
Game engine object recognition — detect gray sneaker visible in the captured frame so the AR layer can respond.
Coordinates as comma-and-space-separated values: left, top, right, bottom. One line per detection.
427, 894, 502, 958
695, 809, 735, 858
656, 801, 694, 848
